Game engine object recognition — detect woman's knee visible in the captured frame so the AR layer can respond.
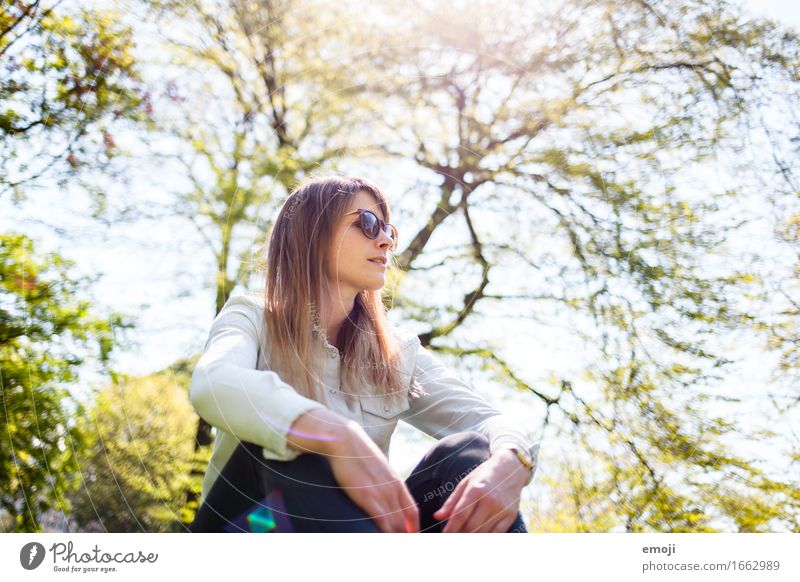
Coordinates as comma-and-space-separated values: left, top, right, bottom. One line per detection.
193, 446, 379, 533
434, 431, 490, 454
265, 453, 380, 532
255, 448, 341, 491
407, 431, 490, 487
429, 432, 490, 469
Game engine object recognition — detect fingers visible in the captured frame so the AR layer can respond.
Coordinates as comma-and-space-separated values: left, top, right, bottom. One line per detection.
387, 496, 408, 533
442, 489, 481, 533
367, 494, 405, 533
368, 502, 393, 533
460, 503, 500, 533
464, 499, 518, 533
329, 442, 418, 533
443, 483, 512, 533
368, 481, 418, 533
433, 477, 466, 522
385, 481, 417, 532
442, 502, 477, 533
489, 515, 516, 533
398, 486, 420, 533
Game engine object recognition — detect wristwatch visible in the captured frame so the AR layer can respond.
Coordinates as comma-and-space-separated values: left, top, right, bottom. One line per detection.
507, 443, 539, 486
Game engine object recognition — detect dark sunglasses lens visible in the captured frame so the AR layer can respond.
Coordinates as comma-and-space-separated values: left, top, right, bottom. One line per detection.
360, 211, 379, 238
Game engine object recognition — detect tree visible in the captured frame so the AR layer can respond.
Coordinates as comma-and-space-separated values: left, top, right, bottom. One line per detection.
335, 0, 800, 530
91, 0, 800, 531
141, 0, 386, 517
0, 233, 130, 532
68, 359, 202, 532
764, 124, 800, 480
0, 0, 146, 198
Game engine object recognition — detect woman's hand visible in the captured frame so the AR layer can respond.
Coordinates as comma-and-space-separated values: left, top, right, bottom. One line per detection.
326, 420, 420, 533
432, 448, 529, 533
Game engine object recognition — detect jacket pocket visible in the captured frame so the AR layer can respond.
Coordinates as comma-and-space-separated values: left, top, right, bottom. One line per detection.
359, 394, 410, 422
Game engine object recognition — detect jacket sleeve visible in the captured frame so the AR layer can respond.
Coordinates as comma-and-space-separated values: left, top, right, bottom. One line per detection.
400, 343, 541, 481
189, 294, 327, 461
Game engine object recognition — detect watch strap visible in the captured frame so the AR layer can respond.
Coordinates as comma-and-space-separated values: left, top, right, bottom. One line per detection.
508, 445, 537, 486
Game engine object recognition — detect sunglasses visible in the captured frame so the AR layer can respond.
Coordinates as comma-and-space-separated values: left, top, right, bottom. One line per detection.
342, 209, 399, 252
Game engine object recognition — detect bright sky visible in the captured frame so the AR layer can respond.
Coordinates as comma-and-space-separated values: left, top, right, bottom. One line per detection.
739, 0, 800, 30
3, 0, 799, 527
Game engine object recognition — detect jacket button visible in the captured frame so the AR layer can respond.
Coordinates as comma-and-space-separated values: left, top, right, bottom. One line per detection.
383, 404, 390, 412
329, 388, 336, 394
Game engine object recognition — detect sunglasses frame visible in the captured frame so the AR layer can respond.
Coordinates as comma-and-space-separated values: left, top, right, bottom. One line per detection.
342, 209, 399, 252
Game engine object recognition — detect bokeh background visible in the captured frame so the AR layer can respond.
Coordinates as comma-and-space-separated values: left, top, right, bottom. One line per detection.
1, 0, 799, 532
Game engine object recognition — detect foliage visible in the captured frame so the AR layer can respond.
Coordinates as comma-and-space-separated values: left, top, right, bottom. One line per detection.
343, 0, 800, 530
0, 0, 146, 196
146, 0, 379, 312
144, 0, 388, 513
0, 232, 130, 531
68, 359, 205, 532
6, 0, 799, 532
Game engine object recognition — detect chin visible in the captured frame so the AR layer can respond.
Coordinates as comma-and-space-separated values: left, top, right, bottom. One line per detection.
361, 277, 386, 292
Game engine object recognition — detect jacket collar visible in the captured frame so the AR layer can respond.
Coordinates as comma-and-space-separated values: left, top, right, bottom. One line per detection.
311, 320, 341, 358
311, 320, 419, 358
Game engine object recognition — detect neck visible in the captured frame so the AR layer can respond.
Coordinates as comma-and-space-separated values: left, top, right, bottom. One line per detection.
320, 288, 357, 349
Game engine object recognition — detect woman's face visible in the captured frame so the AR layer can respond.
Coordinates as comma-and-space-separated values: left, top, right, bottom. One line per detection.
326, 189, 393, 298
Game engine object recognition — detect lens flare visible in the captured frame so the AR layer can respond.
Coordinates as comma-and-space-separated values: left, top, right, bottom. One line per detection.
246, 507, 277, 533
226, 490, 294, 533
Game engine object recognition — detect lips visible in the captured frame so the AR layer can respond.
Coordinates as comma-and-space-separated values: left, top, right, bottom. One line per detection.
368, 257, 387, 265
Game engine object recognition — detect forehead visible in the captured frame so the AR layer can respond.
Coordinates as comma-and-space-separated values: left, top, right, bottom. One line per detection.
346, 189, 385, 221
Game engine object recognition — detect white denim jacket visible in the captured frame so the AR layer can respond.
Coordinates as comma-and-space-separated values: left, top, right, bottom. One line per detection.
190, 293, 540, 504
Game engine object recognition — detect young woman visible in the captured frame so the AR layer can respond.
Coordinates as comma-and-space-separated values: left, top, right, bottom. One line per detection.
187, 176, 540, 533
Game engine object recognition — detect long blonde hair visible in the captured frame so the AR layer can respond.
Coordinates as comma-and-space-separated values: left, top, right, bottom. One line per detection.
263, 176, 408, 407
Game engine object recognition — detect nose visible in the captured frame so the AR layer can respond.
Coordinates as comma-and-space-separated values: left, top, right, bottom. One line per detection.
376, 227, 393, 250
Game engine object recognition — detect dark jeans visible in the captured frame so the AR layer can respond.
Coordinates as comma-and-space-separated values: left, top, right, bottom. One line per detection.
188, 431, 528, 533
